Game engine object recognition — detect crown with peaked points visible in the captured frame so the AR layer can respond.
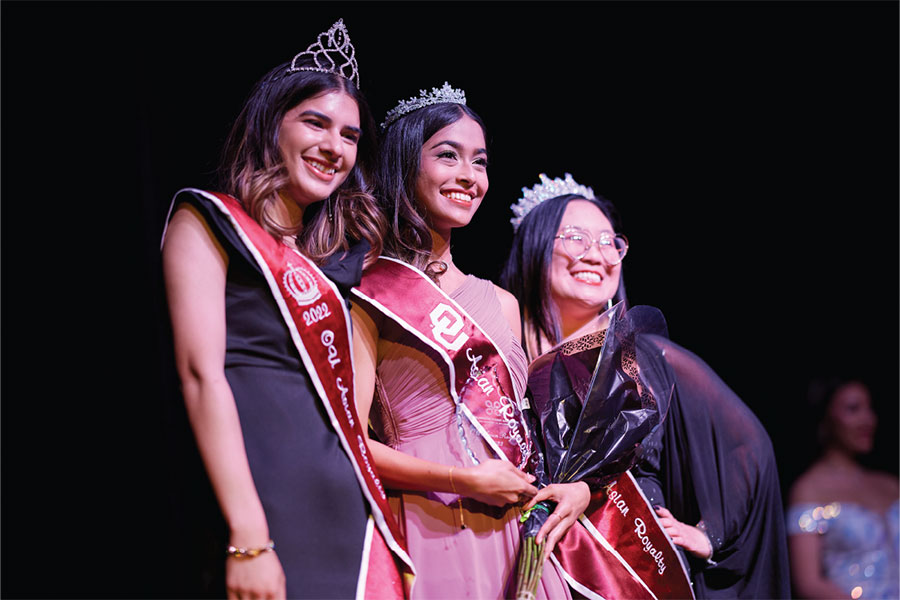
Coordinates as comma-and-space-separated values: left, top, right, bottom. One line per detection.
380, 82, 467, 129
287, 19, 360, 87
510, 173, 596, 232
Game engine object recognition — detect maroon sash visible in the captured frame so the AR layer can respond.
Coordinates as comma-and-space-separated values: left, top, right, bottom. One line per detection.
554, 470, 694, 600
352, 257, 533, 469
172, 189, 414, 598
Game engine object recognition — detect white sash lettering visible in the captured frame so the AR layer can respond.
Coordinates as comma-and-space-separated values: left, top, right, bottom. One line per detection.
634, 517, 667, 575
320, 329, 342, 368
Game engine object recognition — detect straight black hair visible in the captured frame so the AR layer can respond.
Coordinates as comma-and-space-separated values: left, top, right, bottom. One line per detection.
501, 193, 627, 358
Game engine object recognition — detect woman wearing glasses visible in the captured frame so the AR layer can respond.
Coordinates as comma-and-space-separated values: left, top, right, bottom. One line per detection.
501, 174, 791, 598
502, 174, 630, 360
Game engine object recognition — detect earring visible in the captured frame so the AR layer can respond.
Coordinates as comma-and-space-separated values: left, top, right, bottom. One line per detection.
607, 298, 613, 311
326, 196, 334, 222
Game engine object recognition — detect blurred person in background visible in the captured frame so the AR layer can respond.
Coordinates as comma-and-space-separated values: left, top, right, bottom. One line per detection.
787, 378, 899, 599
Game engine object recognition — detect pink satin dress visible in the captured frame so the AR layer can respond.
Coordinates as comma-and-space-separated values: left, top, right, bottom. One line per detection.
365, 275, 571, 600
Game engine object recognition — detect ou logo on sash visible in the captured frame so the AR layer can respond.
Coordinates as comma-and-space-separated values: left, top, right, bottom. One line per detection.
430, 303, 470, 351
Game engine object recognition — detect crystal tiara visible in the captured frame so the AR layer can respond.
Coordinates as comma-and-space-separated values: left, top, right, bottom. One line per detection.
287, 19, 360, 88
510, 173, 596, 232
380, 82, 467, 129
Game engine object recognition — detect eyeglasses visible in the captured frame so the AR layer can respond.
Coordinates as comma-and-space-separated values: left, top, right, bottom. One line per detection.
555, 226, 629, 265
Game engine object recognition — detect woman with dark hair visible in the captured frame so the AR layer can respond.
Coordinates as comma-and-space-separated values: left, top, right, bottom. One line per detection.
161, 20, 411, 599
787, 378, 898, 599
501, 174, 791, 599
502, 177, 628, 361
350, 85, 585, 599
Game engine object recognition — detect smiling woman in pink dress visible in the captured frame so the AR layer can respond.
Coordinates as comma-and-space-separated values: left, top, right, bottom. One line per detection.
351, 85, 588, 599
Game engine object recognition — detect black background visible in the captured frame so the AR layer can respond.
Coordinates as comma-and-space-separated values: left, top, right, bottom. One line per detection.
2, 1, 897, 597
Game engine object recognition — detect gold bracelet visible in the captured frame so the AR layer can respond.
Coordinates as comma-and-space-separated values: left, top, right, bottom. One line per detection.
448, 467, 466, 530
226, 539, 275, 559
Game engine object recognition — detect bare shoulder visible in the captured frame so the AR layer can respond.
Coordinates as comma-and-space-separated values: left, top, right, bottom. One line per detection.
788, 465, 828, 505
350, 298, 379, 342
869, 469, 900, 493
493, 284, 519, 311
164, 202, 206, 240
162, 203, 227, 270
493, 284, 522, 341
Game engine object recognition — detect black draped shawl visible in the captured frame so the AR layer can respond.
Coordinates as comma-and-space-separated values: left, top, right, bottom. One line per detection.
628, 313, 791, 598
529, 305, 791, 599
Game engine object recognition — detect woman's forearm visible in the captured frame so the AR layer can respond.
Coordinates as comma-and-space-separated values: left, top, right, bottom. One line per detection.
365, 437, 458, 493
365, 437, 537, 507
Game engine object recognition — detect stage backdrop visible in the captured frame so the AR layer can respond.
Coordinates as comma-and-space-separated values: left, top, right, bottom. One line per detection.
1, 2, 897, 597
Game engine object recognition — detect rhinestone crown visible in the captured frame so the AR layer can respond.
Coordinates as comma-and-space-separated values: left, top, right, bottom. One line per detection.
288, 19, 359, 87
510, 173, 596, 232
381, 82, 467, 129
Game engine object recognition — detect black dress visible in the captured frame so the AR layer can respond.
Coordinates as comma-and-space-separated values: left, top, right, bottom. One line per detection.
177, 191, 369, 599
630, 313, 792, 599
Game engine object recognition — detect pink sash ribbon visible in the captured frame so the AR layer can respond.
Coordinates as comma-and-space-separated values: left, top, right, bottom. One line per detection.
353, 257, 533, 470
350, 257, 692, 598
555, 470, 695, 600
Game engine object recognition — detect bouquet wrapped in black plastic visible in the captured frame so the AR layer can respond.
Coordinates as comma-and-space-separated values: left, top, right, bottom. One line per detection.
514, 303, 675, 600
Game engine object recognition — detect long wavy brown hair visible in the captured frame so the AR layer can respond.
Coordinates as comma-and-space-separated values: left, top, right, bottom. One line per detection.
218, 61, 385, 266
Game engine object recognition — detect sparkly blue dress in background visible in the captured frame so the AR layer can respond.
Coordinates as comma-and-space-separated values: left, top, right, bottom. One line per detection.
787, 500, 900, 599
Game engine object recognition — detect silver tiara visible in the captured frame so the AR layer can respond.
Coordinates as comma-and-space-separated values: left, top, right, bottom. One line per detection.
510, 173, 595, 232
380, 82, 467, 129
287, 19, 359, 88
